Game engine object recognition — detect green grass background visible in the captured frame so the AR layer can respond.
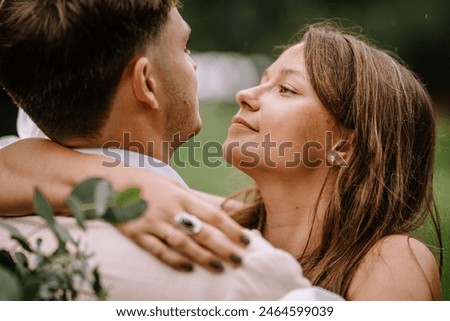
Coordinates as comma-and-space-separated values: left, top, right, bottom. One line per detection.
172, 102, 450, 300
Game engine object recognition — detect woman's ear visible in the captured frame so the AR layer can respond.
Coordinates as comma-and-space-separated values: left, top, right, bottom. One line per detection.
327, 134, 354, 167
132, 57, 159, 110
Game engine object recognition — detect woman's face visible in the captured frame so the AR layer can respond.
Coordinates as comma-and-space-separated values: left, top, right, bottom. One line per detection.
223, 43, 340, 175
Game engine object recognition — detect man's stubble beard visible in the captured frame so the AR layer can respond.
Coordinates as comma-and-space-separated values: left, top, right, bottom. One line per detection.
163, 87, 201, 155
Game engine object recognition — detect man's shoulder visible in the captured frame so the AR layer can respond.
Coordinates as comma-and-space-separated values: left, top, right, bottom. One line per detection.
0, 217, 312, 300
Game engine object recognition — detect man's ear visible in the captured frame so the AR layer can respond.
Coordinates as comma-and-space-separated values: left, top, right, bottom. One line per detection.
132, 57, 159, 110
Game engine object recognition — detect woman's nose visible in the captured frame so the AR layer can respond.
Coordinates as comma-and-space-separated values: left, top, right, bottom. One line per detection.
236, 86, 260, 111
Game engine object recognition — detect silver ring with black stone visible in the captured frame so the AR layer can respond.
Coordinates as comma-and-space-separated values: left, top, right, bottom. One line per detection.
174, 212, 203, 236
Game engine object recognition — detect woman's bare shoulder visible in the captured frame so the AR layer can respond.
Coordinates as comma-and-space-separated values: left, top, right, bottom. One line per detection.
347, 234, 441, 300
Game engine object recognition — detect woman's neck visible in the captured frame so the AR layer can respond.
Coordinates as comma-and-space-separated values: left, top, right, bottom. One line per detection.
254, 170, 332, 257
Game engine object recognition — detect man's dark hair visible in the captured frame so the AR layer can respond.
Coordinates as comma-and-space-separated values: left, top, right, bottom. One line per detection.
0, 0, 178, 143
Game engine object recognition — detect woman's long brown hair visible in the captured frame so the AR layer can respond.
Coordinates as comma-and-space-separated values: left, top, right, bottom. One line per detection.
226, 22, 442, 299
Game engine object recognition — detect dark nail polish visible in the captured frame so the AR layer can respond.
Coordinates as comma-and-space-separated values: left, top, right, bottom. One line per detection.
240, 234, 250, 245
209, 260, 224, 272
178, 262, 194, 272
230, 254, 242, 265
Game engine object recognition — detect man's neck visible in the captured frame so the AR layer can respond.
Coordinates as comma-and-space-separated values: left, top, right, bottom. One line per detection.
63, 132, 173, 164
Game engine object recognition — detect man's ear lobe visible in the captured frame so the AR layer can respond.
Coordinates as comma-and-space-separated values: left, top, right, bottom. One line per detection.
132, 57, 159, 110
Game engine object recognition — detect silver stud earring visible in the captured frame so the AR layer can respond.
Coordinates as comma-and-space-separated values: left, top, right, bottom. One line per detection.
327, 152, 336, 165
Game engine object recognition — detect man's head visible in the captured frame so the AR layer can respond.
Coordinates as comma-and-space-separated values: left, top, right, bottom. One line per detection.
0, 0, 201, 152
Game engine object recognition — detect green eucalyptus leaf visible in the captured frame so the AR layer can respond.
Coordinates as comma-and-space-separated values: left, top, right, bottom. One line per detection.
0, 267, 22, 300
66, 195, 87, 229
92, 267, 107, 300
111, 188, 141, 206
52, 223, 75, 247
68, 199, 98, 221
94, 179, 113, 217
0, 250, 16, 272
0, 221, 32, 252
34, 188, 55, 227
69, 177, 105, 204
68, 178, 113, 221
21, 276, 42, 301
14, 252, 29, 269
103, 200, 147, 224
34, 188, 74, 248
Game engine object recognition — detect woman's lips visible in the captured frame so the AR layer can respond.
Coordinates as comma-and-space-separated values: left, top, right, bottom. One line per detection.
232, 116, 258, 131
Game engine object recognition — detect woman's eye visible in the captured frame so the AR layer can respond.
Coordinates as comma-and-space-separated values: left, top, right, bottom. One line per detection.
184, 48, 191, 55
279, 85, 295, 95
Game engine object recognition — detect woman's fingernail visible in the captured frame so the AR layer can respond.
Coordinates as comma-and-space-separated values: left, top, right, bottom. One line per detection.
178, 262, 194, 272
209, 260, 224, 272
230, 254, 242, 265
240, 234, 250, 245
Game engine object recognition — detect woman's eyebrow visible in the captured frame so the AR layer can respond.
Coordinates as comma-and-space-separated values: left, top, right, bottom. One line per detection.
280, 68, 306, 81
261, 68, 306, 81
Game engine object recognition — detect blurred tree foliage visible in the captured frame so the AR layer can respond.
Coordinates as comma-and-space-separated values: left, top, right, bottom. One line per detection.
182, 0, 449, 97
1, 0, 449, 136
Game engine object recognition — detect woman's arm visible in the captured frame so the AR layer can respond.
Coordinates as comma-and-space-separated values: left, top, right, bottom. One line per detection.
0, 138, 249, 272
0, 139, 103, 214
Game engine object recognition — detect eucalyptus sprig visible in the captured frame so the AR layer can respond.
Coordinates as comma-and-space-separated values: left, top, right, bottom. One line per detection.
0, 178, 147, 301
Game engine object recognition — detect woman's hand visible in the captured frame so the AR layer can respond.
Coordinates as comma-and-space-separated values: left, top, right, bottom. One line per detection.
111, 168, 249, 272
0, 138, 249, 272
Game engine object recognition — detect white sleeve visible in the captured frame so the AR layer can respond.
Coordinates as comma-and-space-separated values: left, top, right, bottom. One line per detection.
17, 108, 48, 139
0, 135, 19, 149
